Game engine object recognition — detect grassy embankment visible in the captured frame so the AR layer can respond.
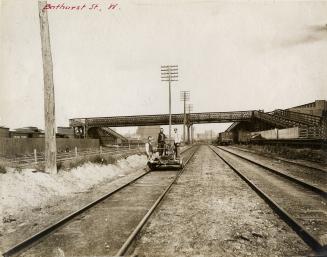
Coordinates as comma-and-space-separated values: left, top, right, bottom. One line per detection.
239, 144, 327, 164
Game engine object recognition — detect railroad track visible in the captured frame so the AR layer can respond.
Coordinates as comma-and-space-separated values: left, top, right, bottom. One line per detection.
229, 145, 327, 173
219, 146, 326, 197
210, 145, 327, 255
2, 145, 198, 257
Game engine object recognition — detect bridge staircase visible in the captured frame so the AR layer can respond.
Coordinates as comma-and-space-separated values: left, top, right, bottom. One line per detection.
253, 111, 302, 128
271, 109, 322, 126
94, 127, 128, 145
254, 110, 327, 139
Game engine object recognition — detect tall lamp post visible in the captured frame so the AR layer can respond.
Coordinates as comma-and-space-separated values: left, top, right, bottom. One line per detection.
180, 91, 190, 143
161, 65, 178, 139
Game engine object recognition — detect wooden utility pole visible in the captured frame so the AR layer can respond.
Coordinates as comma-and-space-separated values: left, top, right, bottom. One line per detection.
161, 65, 178, 140
186, 103, 193, 144
180, 91, 190, 143
39, 1, 57, 174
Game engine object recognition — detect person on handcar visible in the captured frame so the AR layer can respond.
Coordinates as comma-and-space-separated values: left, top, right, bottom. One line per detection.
145, 136, 154, 159
173, 127, 181, 159
157, 128, 166, 156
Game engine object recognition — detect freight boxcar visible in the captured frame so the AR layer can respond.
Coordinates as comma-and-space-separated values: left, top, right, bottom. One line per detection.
217, 132, 233, 145
238, 130, 251, 143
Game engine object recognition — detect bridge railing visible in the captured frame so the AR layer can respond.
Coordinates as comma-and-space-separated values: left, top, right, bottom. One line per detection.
188, 111, 254, 123
84, 114, 185, 127
69, 111, 256, 127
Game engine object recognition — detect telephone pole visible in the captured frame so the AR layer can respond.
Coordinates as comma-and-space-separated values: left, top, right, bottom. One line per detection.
180, 91, 190, 143
39, 1, 57, 174
186, 104, 193, 144
161, 65, 178, 140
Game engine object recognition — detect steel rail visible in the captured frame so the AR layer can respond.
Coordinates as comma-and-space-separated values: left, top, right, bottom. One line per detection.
273, 158, 327, 174
2, 147, 194, 257
210, 146, 326, 253
229, 146, 327, 174
115, 146, 199, 256
217, 146, 327, 200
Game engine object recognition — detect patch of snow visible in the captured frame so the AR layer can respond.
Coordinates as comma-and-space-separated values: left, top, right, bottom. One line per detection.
0, 154, 146, 220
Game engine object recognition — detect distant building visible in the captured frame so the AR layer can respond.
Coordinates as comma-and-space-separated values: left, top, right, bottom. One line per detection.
6, 126, 77, 138
57, 126, 74, 138
196, 130, 216, 141
10, 127, 44, 138
0, 127, 10, 137
136, 126, 161, 141
287, 100, 327, 117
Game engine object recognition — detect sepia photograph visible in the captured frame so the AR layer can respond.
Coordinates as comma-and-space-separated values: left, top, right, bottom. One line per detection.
0, 0, 326, 256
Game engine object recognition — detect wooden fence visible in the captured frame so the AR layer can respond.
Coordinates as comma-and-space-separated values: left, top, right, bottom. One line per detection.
0, 138, 100, 157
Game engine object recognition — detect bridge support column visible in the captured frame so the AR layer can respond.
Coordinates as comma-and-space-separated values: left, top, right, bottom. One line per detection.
187, 125, 192, 144
187, 125, 189, 144
84, 125, 87, 139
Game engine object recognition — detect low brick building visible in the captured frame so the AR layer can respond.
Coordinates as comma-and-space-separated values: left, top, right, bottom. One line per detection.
0, 127, 10, 137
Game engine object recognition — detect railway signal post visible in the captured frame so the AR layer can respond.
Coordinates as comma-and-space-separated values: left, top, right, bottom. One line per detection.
161, 65, 178, 139
39, 1, 57, 174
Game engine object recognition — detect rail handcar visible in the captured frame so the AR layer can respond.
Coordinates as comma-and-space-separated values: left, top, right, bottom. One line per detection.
147, 140, 183, 170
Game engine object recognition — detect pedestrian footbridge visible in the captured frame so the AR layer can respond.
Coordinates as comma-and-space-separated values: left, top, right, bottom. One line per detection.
69, 111, 255, 128
69, 109, 327, 141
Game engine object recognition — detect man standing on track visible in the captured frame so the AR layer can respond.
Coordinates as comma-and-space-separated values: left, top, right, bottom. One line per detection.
157, 128, 166, 156
173, 127, 181, 158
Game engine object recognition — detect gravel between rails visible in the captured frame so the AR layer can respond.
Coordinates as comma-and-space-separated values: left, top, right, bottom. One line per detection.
131, 145, 310, 257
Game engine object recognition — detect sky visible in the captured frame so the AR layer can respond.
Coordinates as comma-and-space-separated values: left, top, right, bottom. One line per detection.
1, 0, 327, 135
